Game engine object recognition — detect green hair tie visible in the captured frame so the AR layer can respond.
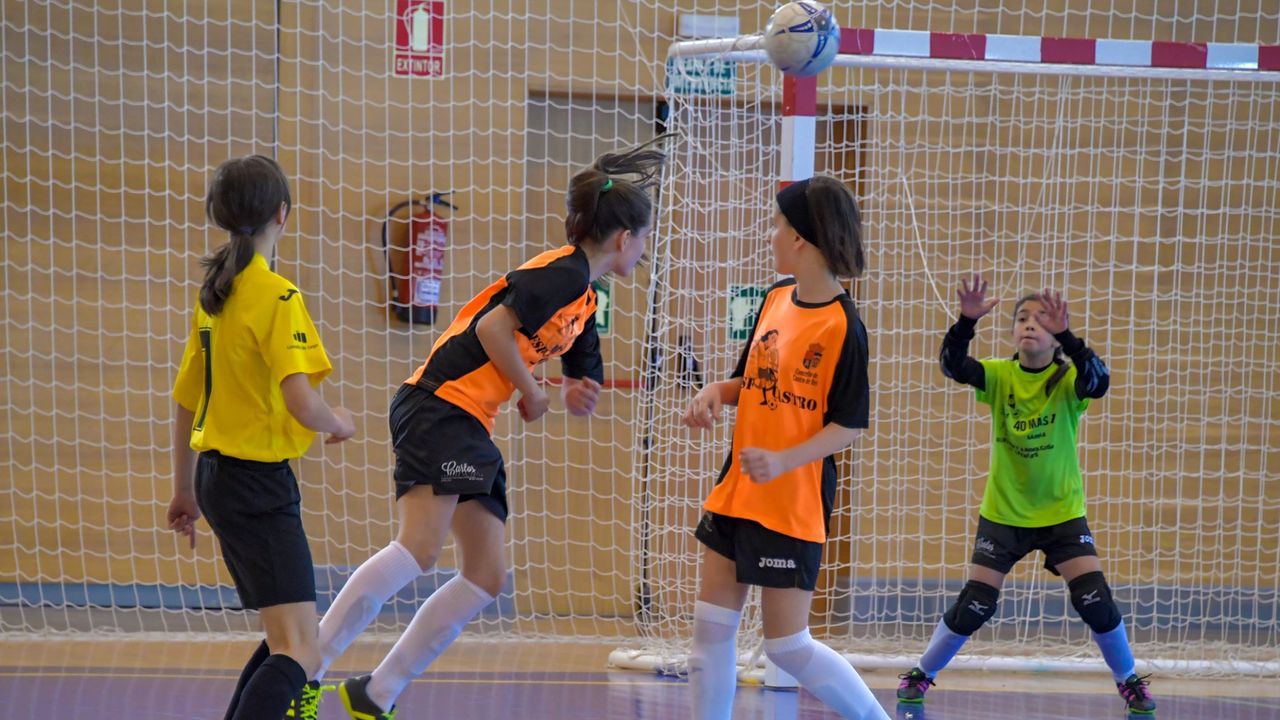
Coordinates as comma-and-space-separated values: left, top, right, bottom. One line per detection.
600, 178, 613, 194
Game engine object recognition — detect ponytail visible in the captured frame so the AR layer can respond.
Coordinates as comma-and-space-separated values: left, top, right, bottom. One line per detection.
199, 235, 257, 315
199, 155, 292, 315
1045, 347, 1069, 396
564, 134, 673, 246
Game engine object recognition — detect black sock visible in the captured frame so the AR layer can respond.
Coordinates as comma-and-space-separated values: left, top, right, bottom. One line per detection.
223, 641, 270, 720
229, 653, 307, 720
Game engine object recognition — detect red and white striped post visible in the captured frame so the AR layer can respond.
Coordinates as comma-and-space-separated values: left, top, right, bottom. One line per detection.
768, 80, 818, 692
779, 75, 819, 190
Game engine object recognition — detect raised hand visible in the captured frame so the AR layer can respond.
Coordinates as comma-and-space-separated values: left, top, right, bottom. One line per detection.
1038, 288, 1069, 335
958, 274, 1001, 320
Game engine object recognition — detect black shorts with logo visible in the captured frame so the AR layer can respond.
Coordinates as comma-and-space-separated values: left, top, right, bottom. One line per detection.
389, 383, 508, 523
694, 512, 824, 591
970, 515, 1099, 576
195, 451, 316, 610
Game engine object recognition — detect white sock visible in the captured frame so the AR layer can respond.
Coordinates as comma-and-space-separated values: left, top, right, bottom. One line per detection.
365, 574, 494, 711
688, 600, 742, 720
315, 541, 422, 681
764, 629, 889, 720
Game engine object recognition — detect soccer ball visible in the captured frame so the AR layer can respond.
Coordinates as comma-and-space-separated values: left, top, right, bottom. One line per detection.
763, 2, 841, 78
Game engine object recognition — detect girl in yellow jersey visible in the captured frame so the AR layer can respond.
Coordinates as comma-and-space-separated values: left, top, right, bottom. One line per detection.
166, 155, 356, 720
301, 138, 669, 720
683, 176, 888, 720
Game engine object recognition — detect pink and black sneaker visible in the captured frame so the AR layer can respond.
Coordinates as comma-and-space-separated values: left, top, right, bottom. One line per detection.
1117, 673, 1157, 715
896, 667, 935, 703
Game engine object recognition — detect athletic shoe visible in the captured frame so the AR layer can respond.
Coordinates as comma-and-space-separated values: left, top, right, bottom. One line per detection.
896, 667, 935, 702
339, 674, 397, 720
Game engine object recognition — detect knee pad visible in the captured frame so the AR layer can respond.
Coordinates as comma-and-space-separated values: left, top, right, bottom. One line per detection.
943, 580, 1000, 636
1069, 571, 1122, 634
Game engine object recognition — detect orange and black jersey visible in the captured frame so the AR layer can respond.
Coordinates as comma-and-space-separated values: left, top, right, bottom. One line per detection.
405, 245, 603, 432
703, 278, 870, 543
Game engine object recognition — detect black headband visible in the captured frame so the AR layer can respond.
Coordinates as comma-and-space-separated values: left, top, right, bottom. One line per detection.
776, 178, 818, 244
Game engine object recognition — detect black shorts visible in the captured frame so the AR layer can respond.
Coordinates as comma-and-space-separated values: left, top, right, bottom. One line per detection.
195, 451, 316, 610
970, 515, 1099, 576
390, 383, 508, 523
694, 512, 823, 591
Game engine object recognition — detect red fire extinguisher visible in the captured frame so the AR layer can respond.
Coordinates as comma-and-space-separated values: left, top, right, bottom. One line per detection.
383, 192, 455, 324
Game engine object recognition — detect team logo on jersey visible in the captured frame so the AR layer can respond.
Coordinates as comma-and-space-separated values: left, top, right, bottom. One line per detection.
1005, 392, 1024, 420
287, 329, 318, 350
793, 341, 825, 386
741, 328, 820, 411
802, 343, 824, 369
528, 314, 581, 359
750, 329, 781, 408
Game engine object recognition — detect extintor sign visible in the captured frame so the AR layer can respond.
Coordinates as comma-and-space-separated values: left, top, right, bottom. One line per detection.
393, 0, 445, 77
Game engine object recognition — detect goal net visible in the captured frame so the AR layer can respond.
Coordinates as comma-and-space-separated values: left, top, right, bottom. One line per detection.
615, 32, 1280, 676
2, 0, 1278, 680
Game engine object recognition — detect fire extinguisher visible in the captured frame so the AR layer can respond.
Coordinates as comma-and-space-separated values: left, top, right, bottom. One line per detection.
382, 192, 456, 324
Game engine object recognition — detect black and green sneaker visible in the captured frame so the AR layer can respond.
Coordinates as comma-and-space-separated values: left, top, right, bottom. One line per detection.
339, 674, 397, 720
284, 680, 331, 720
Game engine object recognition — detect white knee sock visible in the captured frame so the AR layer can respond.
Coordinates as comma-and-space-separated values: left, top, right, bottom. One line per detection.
688, 600, 742, 720
365, 574, 494, 711
315, 541, 422, 681
764, 629, 889, 720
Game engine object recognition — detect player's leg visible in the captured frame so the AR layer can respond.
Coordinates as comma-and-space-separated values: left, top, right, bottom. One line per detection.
230, 514, 323, 720
900, 517, 1020, 702
316, 486, 452, 682
197, 452, 320, 720
689, 513, 751, 720
324, 387, 489, 713
335, 486, 460, 720
223, 601, 319, 720
340, 428, 505, 720
358, 497, 503, 712
1048, 520, 1155, 715
760, 587, 889, 720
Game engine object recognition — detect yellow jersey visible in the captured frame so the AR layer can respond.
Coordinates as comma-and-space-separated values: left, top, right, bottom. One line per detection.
173, 253, 332, 461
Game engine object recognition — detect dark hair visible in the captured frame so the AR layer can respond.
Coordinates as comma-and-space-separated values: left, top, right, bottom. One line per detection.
199, 155, 292, 315
564, 134, 672, 247
803, 175, 865, 279
1012, 293, 1069, 395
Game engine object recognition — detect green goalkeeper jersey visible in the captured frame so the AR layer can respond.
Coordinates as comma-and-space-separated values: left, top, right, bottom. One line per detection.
975, 358, 1090, 527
